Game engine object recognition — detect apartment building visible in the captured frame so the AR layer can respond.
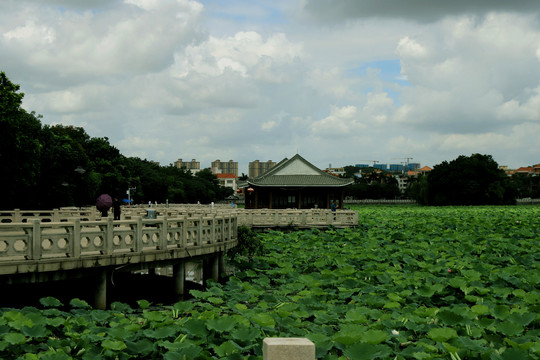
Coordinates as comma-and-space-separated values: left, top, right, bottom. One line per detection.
249, 160, 276, 178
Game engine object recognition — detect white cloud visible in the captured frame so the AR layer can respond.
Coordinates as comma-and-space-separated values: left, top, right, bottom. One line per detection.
1, 0, 539, 172
312, 105, 365, 136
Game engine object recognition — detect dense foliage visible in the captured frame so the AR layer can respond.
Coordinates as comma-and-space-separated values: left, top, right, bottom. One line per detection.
1, 206, 538, 359
0, 72, 232, 209
412, 154, 516, 206
344, 170, 401, 200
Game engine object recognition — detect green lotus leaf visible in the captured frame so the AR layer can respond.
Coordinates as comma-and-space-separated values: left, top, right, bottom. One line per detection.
207, 297, 224, 305
4, 332, 26, 345
437, 310, 464, 326
230, 326, 260, 343
143, 310, 167, 322
212, 340, 240, 357
501, 347, 530, 360
250, 313, 275, 328
102, 339, 127, 351
497, 321, 523, 336
344, 343, 392, 360
206, 317, 236, 333
508, 312, 536, 326
345, 309, 368, 323
471, 304, 489, 315
416, 286, 435, 298
20, 324, 48, 338
69, 298, 91, 309
427, 327, 458, 342
137, 299, 152, 310
182, 318, 208, 337
39, 297, 63, 308
332, 324, 365, 345
3, 311, 33, 330
361, 329, 388, 345
491, 305, 510, 320
125, 339, 154, 356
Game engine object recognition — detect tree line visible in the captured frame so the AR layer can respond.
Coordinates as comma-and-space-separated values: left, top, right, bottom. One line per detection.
340, 155, 537, 206
0, 72, 232, 210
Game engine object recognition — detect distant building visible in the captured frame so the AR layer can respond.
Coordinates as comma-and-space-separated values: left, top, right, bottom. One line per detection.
211, 160, 238, 176
249, 160, 276, 178
324, 167, 346, 176
174, 158, 200, 174
217, 173, 238, 192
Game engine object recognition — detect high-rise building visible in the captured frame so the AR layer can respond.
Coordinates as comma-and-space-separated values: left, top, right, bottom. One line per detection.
174, 158, 200, 174
211, 160, 238, 176
249, 160, 276, 178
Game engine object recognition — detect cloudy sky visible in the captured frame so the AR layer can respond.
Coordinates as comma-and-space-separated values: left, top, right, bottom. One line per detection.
2, 0, 540, 174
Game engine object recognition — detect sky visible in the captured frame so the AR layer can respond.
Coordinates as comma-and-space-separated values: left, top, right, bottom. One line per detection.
1, 0, 540, 174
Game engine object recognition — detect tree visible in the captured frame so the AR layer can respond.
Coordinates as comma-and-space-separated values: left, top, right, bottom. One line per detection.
0, 72, 42, 209
424, 154, 515, 206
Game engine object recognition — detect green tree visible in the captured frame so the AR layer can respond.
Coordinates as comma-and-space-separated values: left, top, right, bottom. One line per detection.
0, 72, 42, 209
425, 154, 515, 205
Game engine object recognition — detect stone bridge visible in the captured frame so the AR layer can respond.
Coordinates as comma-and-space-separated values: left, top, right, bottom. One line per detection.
0, 210, 237, 308
0, 206, 357, 308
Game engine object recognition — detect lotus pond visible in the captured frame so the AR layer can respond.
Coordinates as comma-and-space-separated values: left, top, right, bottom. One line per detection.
1, 205, 539, 359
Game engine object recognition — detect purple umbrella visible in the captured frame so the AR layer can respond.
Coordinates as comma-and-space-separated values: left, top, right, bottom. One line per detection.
96, 194, 113, 212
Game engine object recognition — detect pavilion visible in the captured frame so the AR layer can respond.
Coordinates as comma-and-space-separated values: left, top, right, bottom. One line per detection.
243, 154, 353, 209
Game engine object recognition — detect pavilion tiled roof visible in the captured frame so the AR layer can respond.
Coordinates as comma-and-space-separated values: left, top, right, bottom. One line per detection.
247, 154, 353, 187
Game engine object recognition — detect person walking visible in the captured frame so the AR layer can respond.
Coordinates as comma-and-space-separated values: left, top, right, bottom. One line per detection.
113, 197, 121, 220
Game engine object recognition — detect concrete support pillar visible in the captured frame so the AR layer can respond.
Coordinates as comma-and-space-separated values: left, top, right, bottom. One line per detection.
218, 251, 226, 276
94, 270, 107, 310
211, 254, 219, 282
173, 260, 185, 295
263, 338, 315, 360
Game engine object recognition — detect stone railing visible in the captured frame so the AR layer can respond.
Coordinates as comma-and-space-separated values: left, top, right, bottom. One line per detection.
235, 209, 358, 228
0, 214, 237, 272
0, 208, 100, 223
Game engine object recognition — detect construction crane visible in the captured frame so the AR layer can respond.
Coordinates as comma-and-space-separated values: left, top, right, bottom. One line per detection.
359, 160, 379, 167
392, 157, 414, 174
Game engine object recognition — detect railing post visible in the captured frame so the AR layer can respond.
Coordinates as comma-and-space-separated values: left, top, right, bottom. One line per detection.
211, 214, 216, 244
181, 216, 187, 248
71, 217, 81, 258
106, 217, 114, 255
197, 215, 202, 245
135, 216, 143, 252
53, 209, 60, 222
160, 216, 168, 250
221, 215, 226, 241
31, 218, 41, 260
14, 209, 21, 223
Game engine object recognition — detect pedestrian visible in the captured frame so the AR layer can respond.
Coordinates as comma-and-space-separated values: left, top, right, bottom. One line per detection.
331, 200, 336, 212
113, 197, 121, 220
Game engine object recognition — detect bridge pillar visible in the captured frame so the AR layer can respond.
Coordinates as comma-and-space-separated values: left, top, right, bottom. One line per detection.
202, 254, 220, 284
211, 254, 219, 282
94, 270, 107, 310
173, 260, 185, 295
218, 251, 226, 275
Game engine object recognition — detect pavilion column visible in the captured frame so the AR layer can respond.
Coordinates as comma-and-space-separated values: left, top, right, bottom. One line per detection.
326, 192, 330, 209
269, 191, 273, 209
298, 190, 302, 209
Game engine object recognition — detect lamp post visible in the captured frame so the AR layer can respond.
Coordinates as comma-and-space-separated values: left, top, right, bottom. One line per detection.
127, 187, 136, 206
